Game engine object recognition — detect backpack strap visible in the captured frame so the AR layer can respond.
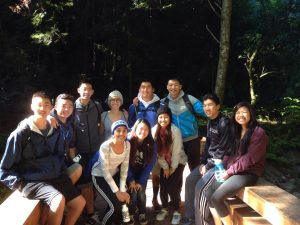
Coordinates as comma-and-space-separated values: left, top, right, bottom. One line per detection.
92, 100, 103, 124
182, 94, 197, 117
162, 97, 169, 107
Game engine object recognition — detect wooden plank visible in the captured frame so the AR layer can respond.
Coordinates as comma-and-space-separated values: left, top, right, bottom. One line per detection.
225, 197, 270, 225
233, 206, 271, 225
0, 190, 42, 225
225, 197, 248, 216
237, 180, 300, 225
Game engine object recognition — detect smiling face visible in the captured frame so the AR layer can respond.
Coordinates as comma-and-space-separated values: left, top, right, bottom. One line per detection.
203, 99, 220, 119
167, 79, 182, 99
139, 82, 154, 102
31, 97, 52, 119
157, 113, 171, 128
77, 83, 94, 104
55, 98, 74, 122
109, 97, 122, 110
113, 126, 128, 142
135, 122, 150, 141
235, 106, 251, 128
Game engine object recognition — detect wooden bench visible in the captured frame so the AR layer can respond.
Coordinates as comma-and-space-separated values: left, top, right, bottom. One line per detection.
0, 190, 42, 225
226, 179, 300, 225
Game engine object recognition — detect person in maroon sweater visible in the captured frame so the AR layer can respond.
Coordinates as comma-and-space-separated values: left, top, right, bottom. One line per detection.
201, 102, 268, 225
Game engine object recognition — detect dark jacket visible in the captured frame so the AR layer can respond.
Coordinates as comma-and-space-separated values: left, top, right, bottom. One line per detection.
202, 113, 231, 170
0, 116, 65, 190
127, 143, 157, 186
51, 109, 75, 150
73, 99, 102, 153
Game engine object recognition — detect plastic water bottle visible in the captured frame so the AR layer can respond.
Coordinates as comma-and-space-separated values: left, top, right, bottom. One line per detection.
122, 204, 130, 223
213, 159, 225, 183
73, 154, 82, 163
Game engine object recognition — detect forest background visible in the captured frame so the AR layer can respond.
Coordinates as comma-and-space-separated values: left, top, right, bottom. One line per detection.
0, 0, 300, 198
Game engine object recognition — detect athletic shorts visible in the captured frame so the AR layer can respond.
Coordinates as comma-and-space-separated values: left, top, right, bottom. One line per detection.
21, 174, 80, 206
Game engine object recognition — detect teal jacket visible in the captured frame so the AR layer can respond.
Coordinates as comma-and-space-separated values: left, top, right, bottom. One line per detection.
162, 91, 206, 142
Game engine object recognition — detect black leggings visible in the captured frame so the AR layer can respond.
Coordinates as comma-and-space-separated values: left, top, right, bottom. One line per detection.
159, 164, 185, 210
204, 173, 258, 217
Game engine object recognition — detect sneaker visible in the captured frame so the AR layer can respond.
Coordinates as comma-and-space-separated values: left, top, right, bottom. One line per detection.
139, 213, 148, 225
156, 208, 169, 221
85, 213, 101, 225
123, 215, 134, 225
152, 200, 162, 211
171, 211, 181, 225
180, 216, 195, 225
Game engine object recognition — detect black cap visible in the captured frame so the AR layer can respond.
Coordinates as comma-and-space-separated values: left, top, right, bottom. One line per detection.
156, 106, 172, 122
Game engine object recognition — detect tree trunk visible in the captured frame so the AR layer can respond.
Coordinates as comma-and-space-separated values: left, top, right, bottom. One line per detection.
245, 50, 257, 105
215, 0, 232, 103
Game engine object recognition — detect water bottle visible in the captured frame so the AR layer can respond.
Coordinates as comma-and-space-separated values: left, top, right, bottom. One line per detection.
213, 159, 225, 183
73, 154, 82, 163
122, 204, 130, 223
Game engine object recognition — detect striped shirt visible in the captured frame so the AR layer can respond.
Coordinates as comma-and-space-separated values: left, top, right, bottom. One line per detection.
91, 139, 130, 193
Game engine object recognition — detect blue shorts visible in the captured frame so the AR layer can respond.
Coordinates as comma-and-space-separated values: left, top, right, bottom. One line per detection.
21, 174, 80, 206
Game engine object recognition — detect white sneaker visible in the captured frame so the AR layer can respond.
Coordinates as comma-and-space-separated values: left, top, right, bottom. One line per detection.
171, 211, 181, 225
156, 208, 169, 221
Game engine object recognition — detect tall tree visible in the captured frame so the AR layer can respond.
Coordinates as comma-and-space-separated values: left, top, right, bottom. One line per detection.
214, 0, 232, 102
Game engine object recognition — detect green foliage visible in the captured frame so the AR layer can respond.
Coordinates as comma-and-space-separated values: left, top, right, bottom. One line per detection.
262, 122, 300, 167
280, 97, 300, 124
30, 0, 72, 46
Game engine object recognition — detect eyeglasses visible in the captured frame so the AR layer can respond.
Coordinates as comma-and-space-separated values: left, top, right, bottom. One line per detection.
110, 99, 121, 102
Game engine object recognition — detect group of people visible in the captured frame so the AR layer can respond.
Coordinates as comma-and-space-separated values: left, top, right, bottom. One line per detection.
0, 77, 268, 225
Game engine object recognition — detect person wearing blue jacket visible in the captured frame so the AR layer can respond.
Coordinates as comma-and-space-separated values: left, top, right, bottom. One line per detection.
127, 119, 157, 225
162, 78, 206, 171
0, 91, 85, 225
128, 79, 161, 128
51, 93, 82, 184
127, 79, 162, 210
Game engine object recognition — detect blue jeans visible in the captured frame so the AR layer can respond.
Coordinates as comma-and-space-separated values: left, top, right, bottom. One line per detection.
128, 183, 147, 214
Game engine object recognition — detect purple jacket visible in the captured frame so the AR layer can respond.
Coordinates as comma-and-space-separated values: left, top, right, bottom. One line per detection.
224, 126, 268, 177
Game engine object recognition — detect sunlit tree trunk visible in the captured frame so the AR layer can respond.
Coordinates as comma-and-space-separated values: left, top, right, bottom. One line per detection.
245, 50, 258, 105
215, 0, 232, 103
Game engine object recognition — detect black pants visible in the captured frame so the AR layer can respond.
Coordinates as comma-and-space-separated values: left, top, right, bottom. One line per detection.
183, 137, 201, 171
92, 174, 123, 225
159, 164, 185, 211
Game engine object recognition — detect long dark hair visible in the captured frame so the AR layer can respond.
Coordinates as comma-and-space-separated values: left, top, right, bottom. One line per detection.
229, 102, 259, 156
155, 115, 172, 157
129, 119, 154, 166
